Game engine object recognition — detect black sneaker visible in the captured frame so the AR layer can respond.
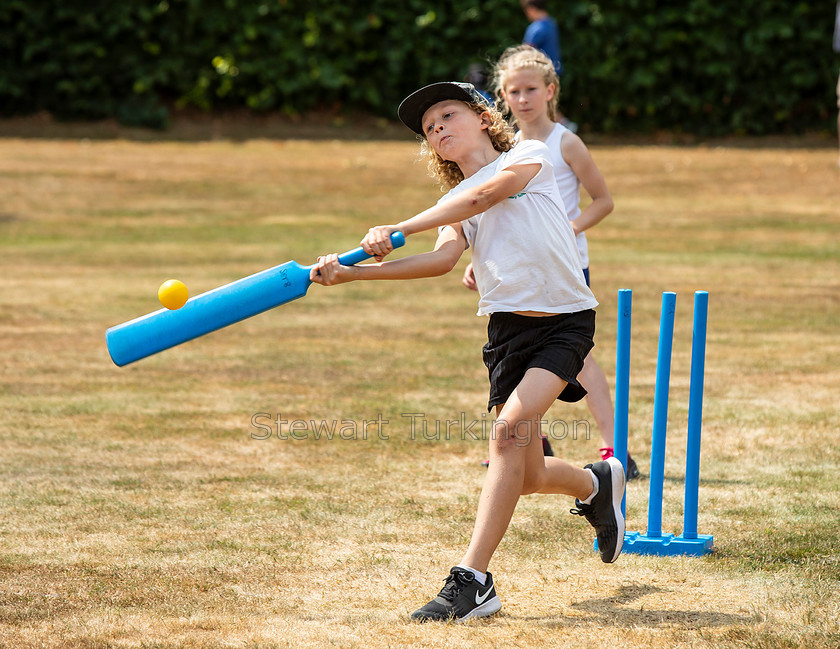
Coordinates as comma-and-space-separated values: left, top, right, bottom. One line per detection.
410, 567, 501, 622
627, 454, 641, 481
570, 457, 625, 563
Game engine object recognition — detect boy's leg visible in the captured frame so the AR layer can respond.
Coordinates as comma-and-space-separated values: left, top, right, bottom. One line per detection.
410, 368, 590, 622
460, 368, 594, 573
411, 368, 626, 621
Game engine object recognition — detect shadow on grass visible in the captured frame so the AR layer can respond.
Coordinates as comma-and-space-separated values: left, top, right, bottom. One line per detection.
508, 583, 761, 629
627, 473, 750, 487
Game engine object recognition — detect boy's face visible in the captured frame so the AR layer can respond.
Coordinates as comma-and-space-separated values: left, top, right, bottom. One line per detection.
421, 100, 491, 162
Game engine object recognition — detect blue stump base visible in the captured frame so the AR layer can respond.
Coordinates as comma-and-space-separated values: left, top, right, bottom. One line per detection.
596, 531, 714, 557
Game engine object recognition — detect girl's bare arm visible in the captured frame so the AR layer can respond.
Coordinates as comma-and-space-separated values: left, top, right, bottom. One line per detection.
561, 133, 614, 235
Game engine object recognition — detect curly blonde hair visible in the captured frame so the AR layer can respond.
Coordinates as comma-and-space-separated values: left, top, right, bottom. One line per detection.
492, 44, 559, 127
419, 102, 515, 191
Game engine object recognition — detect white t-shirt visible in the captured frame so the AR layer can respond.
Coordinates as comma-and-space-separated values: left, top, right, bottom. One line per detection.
440, 139, 597, 316
517, 124, 589, 268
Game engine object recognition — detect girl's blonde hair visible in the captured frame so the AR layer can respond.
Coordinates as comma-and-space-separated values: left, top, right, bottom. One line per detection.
492, 44, 559, 127
420, 101, 515, 191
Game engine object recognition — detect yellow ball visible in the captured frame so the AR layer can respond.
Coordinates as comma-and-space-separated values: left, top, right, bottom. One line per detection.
158, 279, 189, 310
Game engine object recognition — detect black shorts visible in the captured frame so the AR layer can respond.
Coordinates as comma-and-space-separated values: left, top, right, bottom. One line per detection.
483, 310, 596, 411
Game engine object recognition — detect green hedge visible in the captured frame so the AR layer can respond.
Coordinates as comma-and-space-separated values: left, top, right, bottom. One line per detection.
563, 0, 836, 135
1, 0, 836, 135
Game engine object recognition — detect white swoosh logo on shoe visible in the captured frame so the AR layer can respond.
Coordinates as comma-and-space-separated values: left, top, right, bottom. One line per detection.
475, 586, 493, 605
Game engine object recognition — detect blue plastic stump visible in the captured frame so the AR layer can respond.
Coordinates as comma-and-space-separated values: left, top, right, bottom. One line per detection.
621, 291, 714, 557
673, 290, 713, 554
613, 289, 632, 517
646, 291, 676, 539
597, 291, 714, 557
594, 289, 633, 556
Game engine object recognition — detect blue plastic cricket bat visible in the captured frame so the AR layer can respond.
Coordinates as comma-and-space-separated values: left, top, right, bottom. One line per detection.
106, 232, 405, 367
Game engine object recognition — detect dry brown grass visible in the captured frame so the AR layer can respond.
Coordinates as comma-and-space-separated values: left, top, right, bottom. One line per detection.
1, 132, 838, 648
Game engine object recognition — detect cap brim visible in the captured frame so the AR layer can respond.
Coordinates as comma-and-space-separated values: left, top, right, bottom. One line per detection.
398, 82, 485, 135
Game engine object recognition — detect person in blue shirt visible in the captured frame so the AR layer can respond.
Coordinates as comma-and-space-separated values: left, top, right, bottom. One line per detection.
521, 0, 562, 76
520, 0, 576, 132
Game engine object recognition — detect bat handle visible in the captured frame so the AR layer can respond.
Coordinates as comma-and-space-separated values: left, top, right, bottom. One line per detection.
335, 231, 406, 267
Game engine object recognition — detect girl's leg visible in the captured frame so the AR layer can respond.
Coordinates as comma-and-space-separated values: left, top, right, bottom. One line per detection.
578, 352, 615, 448
460, 367, 595, 573
578, 352, 615, 449
578, 352, 641, 479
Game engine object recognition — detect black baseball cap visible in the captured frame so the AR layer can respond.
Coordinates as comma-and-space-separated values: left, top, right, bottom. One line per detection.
398, 82, 491, 135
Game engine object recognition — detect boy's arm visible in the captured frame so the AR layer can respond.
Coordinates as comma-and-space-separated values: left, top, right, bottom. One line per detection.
310, 225, 467, 286
362, 162, 540, 259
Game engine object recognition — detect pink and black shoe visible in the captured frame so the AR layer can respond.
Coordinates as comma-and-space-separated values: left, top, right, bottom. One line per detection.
600, 447, 641, 481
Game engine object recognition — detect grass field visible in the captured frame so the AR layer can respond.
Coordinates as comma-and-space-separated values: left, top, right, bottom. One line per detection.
1, 131, 838, 648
